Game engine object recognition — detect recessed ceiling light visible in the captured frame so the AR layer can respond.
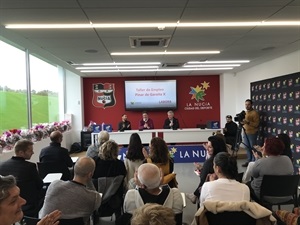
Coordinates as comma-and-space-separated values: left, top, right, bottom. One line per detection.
111, 51, 220, 55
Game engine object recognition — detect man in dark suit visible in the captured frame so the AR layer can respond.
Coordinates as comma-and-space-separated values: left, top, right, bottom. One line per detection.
223, 115, 238, 150
39, 131, 73, 167
0, 139, 44, 217
118, 114, 131, 131
163, 110, 180, 130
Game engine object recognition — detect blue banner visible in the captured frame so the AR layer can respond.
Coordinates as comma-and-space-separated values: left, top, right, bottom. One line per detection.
119, 145, 207, 163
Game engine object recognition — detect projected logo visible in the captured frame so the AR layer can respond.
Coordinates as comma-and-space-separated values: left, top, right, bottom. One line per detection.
189, 81, 210, 102
92, 83, 116, 108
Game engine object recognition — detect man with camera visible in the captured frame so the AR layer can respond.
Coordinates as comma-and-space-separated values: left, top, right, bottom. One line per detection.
240, 99, 260, 167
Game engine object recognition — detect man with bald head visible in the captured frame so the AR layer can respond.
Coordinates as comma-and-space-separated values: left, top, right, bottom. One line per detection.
39, 131, 73, 169
40, 157, 101, 224
122, 163, 183, 225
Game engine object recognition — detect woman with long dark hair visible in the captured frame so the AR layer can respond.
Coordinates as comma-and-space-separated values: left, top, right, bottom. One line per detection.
186, 135, 228, 204
124, 133, 145, 188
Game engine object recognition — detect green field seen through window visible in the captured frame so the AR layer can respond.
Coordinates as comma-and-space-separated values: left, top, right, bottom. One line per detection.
0, 91, 59, 133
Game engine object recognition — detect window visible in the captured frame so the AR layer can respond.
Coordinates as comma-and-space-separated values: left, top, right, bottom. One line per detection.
0, 41, 27, 133
29, 55, 61, 124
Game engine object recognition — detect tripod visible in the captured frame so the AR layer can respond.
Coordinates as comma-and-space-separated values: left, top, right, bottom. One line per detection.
232, 123, 252, 157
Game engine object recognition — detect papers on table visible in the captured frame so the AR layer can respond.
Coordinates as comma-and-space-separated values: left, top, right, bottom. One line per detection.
71, 157, 79, 163
43, 173, 62, 183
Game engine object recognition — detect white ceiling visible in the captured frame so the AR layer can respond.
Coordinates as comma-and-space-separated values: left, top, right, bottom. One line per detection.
0, 0, 299, 77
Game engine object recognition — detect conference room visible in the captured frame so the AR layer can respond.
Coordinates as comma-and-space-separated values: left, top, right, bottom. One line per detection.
0, 1, 300, 225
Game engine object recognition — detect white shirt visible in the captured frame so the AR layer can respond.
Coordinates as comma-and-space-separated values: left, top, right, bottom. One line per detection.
200, 178, 250, 208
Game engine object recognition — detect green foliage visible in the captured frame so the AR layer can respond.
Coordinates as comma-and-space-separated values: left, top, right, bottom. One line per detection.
0, 91, 59, 133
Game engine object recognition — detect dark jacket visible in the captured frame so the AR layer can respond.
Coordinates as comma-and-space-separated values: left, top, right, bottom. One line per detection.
0, 157, 44, 216
39, 142, 73, 167
163, 117, 180, 130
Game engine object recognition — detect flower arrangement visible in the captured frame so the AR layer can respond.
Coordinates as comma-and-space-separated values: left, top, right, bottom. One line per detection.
0, 120, 71, 152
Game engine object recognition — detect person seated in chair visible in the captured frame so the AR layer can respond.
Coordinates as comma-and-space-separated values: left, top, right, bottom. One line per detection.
0, 175, 61, 225
92, 140, 127, 218
86, 130, 109, 159
0, 140, 44, 217
39, 157, 101, 225
123, 163, 183, 225
222, 115, 238, 150
199, 152, 250, 208
39, 131, 73, 180
248, 136, 294, 202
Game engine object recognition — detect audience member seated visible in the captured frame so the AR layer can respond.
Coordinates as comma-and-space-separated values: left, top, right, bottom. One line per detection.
124, 133, 145, 189
0, 140, 44, 217
248, 136, 294, 202
86, 130, 109, 158
138, 111, 154, 130
163, 110, 180, 130
39, 131, 73, 168
223, 115, 238, 150
243, 133, 294, 183
186, 136, 228, 204
0, 175, 61, 225
199, 152, 250, 207
39, 157, 101, 225
131, 203, 176, 225
92, 140, 127, 217
118, 114, 131, 131
143, 137, 177, 188
122, 163, 183, 225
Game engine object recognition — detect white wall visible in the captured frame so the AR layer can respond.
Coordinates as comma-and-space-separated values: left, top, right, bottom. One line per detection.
65, 69, 84, 145
220, 50, 300, 127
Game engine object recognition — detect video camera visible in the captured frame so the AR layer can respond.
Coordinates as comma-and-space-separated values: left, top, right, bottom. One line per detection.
234, 110, 246, 123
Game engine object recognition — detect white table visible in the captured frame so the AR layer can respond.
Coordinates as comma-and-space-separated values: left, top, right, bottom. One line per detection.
43, 173, 62, 183
161, 128, 219, 143
91, 128, 220, 145
91, 130, 153, 145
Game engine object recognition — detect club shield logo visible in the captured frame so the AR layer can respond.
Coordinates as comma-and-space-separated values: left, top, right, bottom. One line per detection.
92, 83, 116, 108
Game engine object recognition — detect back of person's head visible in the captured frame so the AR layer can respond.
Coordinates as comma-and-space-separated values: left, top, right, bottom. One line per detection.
97, 131, 110, 145
208, 135, 228, 157
137, 163, 161, 189
74, 157, 95, 177
14, 139, 33, 155
149, 137, 169, 164
213, 152, 238, 179
99, 140, 119, 160
131, 203, 176, 225
264, 136, 284, 156
50, 131, 63, 143
277, 133, 293, 160
126, 133, 144, 161
0, 175, 16, 204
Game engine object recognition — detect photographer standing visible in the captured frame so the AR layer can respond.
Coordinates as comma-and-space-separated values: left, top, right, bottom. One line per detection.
241, 99, 260, 167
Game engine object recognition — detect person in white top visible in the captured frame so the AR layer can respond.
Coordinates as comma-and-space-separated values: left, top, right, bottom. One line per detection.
200, 152, 250, 208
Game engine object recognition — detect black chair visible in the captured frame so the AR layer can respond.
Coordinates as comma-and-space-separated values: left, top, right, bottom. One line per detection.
206, 211, 256, 225
92, 175, 125, 224
236, 172, 244, 183
260, 174, 300, 210
17, 180, 45, 218
37, 162, 71, 181
21, 216, 84, 225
